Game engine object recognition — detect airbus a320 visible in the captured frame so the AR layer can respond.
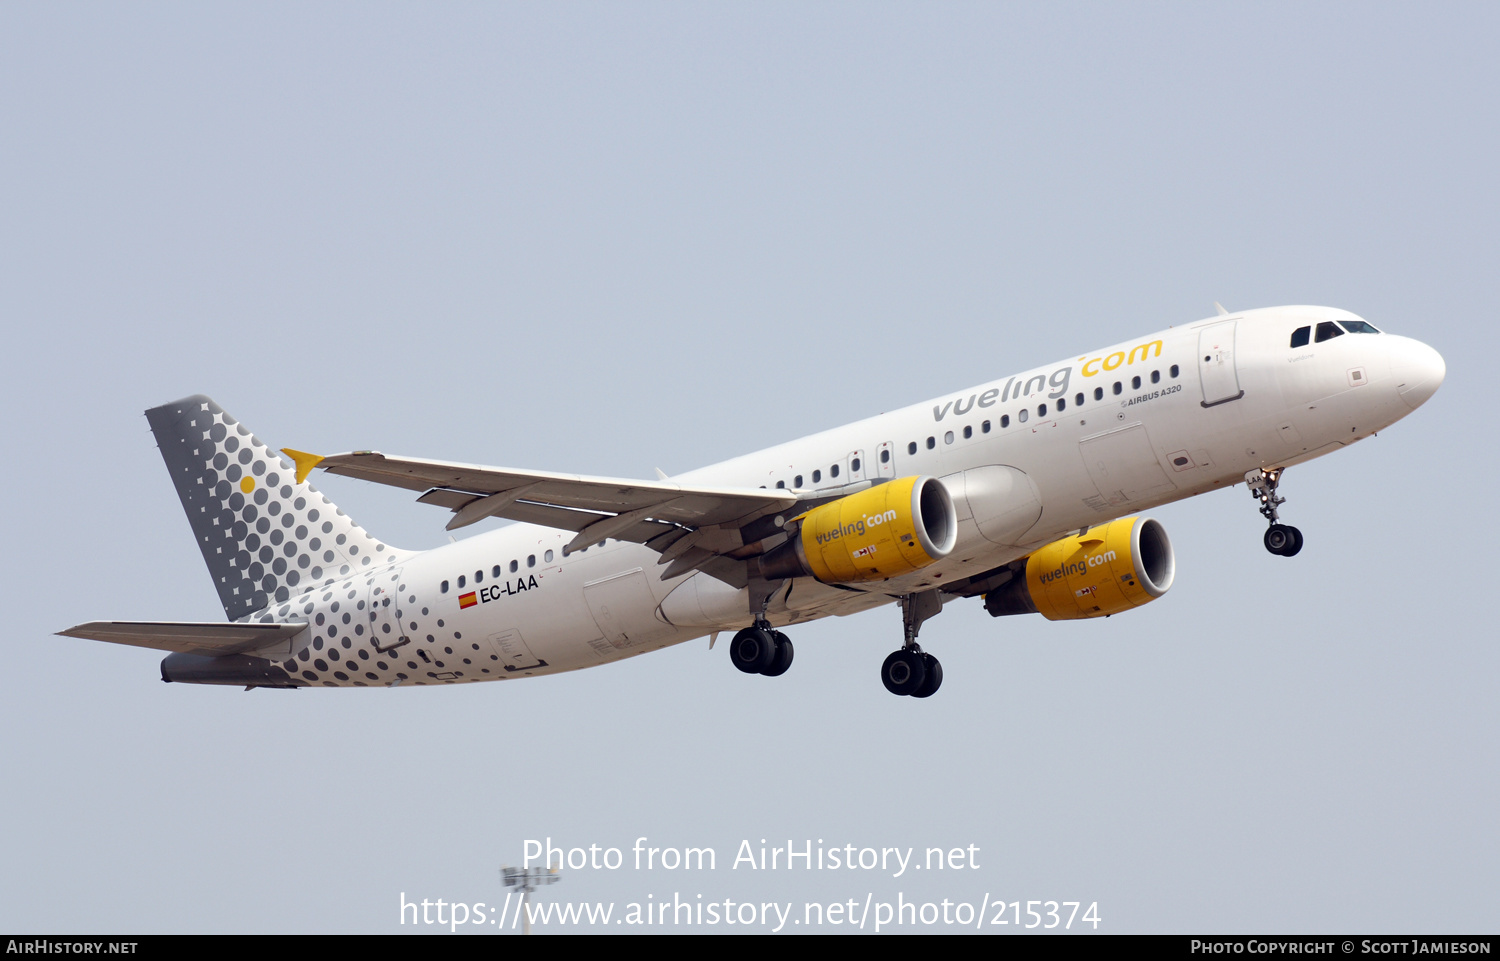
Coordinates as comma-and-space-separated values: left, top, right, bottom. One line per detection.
61, 306, 1444, 698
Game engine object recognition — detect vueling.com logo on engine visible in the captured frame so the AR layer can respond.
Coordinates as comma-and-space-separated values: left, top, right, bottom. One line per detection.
1036, 549, 1118, 585
814, 509, 899, 546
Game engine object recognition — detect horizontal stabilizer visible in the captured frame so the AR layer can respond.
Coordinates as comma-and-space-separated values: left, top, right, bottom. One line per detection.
57, 621, 307, 657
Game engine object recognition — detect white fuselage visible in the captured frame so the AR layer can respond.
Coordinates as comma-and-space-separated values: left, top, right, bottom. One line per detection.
275, 306, 1442, 687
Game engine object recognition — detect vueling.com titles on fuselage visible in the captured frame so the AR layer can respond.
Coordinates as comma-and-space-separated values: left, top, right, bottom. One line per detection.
931, 339, 1164, 422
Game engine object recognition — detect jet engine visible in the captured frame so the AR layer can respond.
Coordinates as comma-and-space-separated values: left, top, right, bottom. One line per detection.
758, 476, 958, 585
983, 516, 1174, 620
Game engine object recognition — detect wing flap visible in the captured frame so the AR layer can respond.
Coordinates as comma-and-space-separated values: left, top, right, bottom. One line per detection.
416, 487, 479, 510
311, 451, 795, 529
58, 621, 308, 657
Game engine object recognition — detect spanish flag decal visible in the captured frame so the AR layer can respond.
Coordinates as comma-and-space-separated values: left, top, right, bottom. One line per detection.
459, 592, 477, 610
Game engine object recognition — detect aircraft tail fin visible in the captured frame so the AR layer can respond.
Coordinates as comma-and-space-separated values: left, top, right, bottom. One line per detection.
146, 395, 403, 620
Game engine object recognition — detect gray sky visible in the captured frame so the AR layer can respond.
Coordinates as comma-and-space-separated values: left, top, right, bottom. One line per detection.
2, 2, 1494, 934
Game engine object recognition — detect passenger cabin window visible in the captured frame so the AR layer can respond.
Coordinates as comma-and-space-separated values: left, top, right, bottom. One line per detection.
851, 457, 861, 471
794, 475, 803, 488
510, 560, 518, 573
944, 431, 954, 444
831, 463, 841, 477
1037, 403, 1047, 417
1112, 382, 1122, 395
1000, 414, 1010, 428
1170, 364, 1179, 377
492, 565, 501, 578
527, 555, 536, 568
963, 425, 972, 439
545, 550, 554, 562
1314, 322, 1343, 343
812, 469, 821, 483
1151, 370, 1160, 384
907, 442, 917, 455
776, 480, 785, 489
1131, 375, 1141, 389
926, 436, 936, 450
440, 580, 449, 593
1075, 392, 1084, 406
879, 450, 890, 464
1018, 409, 1029, 423
1340, 320, 1381, 334
457, 575, 466, 588
1290, 326, 1311, 348
475, 569, 483, 583
1056, 397, 1066, 411
1094, 387, 1104, 401
982, 420, 991, 433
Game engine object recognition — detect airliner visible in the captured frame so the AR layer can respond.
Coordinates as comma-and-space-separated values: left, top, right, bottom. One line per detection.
61, 305, 1444, 697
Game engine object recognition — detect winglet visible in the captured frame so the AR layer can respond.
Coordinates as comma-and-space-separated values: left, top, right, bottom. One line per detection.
1214, 302, 1230, 316
281, 448, 325, 485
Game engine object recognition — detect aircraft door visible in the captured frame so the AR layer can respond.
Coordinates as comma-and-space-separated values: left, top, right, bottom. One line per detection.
1198, 321, 1244, 407
876, 442, 895, 478
846, 449, 866, 482
366, 567, 408, 653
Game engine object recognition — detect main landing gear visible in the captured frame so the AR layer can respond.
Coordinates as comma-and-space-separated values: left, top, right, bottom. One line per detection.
727, 583, 946, 697
881, 592, 943, 699
1246, 467, 1303, 557
729, 620, 794, 677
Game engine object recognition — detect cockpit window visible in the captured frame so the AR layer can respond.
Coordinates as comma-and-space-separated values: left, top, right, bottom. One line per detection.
1338, 320, 1381, 334
1290, 326, 1311, 348
1314, 322, 1344, 343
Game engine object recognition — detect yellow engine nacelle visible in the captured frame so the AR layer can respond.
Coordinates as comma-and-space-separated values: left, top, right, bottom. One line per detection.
983, 516, 1174, 620
757, 476, 958, 585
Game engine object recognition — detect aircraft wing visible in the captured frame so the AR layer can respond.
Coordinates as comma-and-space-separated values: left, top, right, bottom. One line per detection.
288, 450, 800, 562
57, 621, 308, 656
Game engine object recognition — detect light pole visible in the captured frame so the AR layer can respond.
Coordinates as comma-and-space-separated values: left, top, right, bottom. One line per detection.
500, 865, 561, 935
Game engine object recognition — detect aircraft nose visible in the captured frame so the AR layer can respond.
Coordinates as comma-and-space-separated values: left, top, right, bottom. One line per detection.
1389, 336, 1445, 410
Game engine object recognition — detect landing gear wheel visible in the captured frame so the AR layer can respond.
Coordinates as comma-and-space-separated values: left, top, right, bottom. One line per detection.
1247, 468, 1304, 557
909, 653, 943, 698
881, 649, 928, 697
729, 627, 776, 674
760, 631, 794, 677
1264, 524, 1303, 557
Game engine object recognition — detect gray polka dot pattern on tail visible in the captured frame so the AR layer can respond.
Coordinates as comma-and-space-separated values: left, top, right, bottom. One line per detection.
145, 396, 498, 689
147, 396, 406, 622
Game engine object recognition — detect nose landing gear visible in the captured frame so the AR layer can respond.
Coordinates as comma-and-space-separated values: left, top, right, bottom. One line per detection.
1246, 468, 1303, 557
1263, 524, 1303, 557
